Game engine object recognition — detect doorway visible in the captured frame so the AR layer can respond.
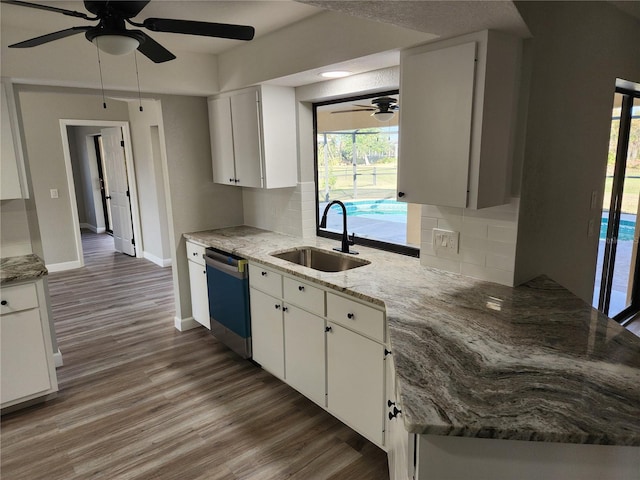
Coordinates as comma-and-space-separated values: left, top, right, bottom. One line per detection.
60, 120, 142, 267
93, 135, 112, 234
594, 86, 640, 323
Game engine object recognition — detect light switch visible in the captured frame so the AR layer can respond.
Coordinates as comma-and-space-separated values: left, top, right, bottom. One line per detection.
50, 189, 59, 199
433, 228, 459, 254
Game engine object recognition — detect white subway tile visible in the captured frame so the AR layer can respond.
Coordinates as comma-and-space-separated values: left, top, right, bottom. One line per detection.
461, 219, 488, 239
461, 249, 486, 266
437, 215, 463, 232
460, 263, 514, 286
422, 204, 463, 219
488, 225, 517, 244
421, 254, 461, 274
485, 253, 516, 272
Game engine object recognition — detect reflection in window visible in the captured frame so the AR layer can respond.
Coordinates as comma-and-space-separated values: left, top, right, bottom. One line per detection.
315, 92, 420, 254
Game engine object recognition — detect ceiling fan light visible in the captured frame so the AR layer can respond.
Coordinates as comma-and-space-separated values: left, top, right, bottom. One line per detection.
373, 111, 395, 122
92, 35, 140, 55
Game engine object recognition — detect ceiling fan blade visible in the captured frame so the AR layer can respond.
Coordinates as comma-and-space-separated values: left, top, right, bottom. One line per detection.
8, 26, 91, 48
84, 0, 149, 18
142, 18, 255, 41
331, 108, 376, 114
136, 31, 176, 63
1, 0, 95, 20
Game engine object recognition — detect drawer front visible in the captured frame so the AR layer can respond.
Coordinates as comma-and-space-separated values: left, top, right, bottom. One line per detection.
186, 241, 206, 266
248, 264, 282, 298
326, 292, 385, 343
283, 277, 324, 316
0, 283, 38, 315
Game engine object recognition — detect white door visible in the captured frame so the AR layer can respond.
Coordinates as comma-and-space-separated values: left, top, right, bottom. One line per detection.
101, 127, 135, 256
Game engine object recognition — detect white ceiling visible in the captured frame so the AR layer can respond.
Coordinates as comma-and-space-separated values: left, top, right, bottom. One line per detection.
0, 1, 323, 56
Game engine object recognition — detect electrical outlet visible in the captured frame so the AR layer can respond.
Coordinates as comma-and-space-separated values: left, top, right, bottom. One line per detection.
433, 228, 459, 254
50, 189, 59, 199
590, 191, 598, 209
588, 219, 595, 237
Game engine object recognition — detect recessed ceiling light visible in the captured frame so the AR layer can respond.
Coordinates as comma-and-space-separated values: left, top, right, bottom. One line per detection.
319, 71, 352, 79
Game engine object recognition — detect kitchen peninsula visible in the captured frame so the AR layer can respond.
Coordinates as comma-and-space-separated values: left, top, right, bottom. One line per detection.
0, 254, 58, 411
185, 226, 640, 479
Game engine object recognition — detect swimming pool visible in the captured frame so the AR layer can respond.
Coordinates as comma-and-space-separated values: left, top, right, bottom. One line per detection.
600, 218, 636, 241
341, 199, 407, 216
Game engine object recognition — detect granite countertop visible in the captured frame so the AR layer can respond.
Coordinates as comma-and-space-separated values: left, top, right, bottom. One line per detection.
0, 254, 48, 285
185, 226, 640, 446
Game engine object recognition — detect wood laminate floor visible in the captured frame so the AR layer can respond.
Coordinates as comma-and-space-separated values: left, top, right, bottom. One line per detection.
1, 232, 390, 480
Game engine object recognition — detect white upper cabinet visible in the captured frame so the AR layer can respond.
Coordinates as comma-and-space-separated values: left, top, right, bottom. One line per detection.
208, 85, 297, 189
398, 30, 521, 209
1, 81, 27, 200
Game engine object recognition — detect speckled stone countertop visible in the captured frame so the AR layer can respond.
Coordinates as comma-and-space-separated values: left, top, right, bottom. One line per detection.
0, 254, 48, 285
185, 226, 640, 446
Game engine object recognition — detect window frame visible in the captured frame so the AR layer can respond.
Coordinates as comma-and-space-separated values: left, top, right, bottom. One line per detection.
313, 90, 419, 258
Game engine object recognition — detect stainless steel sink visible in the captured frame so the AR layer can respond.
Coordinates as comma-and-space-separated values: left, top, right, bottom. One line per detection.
270, 247, 370, 272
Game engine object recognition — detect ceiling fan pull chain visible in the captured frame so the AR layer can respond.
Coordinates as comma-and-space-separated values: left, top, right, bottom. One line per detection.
95, 41, 107, 109
134, 51, 143, 112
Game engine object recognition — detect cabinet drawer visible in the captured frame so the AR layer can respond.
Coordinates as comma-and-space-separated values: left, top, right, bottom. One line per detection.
283, 277, 324, 316
0, 283, 38, 315
326, 293, 385, 343
186, 241, 206, 266
249, 264, 282, 298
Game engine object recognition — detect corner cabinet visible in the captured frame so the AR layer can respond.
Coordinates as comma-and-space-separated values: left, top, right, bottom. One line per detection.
248, 262, 389, 449
397, 30, 521, 209
186, 241, 210, 329
208, 85, 297, 189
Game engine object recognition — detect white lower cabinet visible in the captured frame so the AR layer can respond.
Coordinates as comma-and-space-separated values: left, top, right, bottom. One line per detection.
327, 321, 385, 446
186, 241, 210, 329
283, 304, 325, 406
249, 288, 285, 380
248, 261, 388, 449
1, 279, 58, 409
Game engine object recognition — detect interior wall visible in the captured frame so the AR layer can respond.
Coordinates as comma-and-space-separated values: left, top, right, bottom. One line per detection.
0, 199, 32, 257
157, 95, 244, 325
127, 99, 171, 266
15, 87, 130, 267
514, 1, 640, 301
67, 125, 105, 232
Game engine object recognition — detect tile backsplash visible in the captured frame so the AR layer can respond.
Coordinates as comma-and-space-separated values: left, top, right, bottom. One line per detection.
420, 198, 519, 286
242, 182, 316, 238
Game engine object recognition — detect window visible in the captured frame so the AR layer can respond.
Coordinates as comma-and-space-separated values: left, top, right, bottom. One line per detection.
314, 91, 420, 256
594, 86, 640, 323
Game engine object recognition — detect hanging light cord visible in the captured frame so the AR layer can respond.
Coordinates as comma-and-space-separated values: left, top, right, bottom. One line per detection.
95, 41, 107, 109
134, 51, 143, 112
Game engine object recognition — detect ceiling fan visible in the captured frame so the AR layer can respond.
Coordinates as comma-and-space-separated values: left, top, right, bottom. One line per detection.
2, 0, 255, 63
331, 96, 399, 121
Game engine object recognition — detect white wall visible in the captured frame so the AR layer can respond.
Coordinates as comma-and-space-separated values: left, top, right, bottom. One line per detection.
127, 99, 171, 266
157, 95, 244, 326
0, 199, 32, 257
15, 87, 130, 267
514, 2, 640, 301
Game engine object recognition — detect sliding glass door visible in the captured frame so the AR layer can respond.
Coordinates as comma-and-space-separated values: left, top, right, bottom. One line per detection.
595, 88, 640, 322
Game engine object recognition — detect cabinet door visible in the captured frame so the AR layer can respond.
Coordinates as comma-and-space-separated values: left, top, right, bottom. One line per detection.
209, 96, 237, 185
1, 309, 52, 404
230, 90, 263, 188
249, 288, 284, 379
188, 259, 210, 329
398, 42, 476, 207
284, 304, 325, 406
327, 322, 385, 446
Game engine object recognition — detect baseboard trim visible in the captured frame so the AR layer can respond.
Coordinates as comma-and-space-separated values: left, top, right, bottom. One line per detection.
53, 349, 63, 368
174, 316, 200, 331
144, 251, 172, 268
46, 260, 82, 272
79, 223, 106, 234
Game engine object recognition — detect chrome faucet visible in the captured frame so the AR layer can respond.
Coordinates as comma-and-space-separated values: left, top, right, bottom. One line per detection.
319, 200, 358, 255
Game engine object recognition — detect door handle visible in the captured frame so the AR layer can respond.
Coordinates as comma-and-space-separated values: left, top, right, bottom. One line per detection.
105, 195, 112, 200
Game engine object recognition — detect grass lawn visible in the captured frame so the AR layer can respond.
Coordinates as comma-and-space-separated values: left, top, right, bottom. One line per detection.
318, 163, 398, 202
604, 174, 640, 215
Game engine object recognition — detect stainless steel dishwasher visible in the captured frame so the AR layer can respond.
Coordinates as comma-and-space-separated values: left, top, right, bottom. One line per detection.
204, 248, 251, 359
